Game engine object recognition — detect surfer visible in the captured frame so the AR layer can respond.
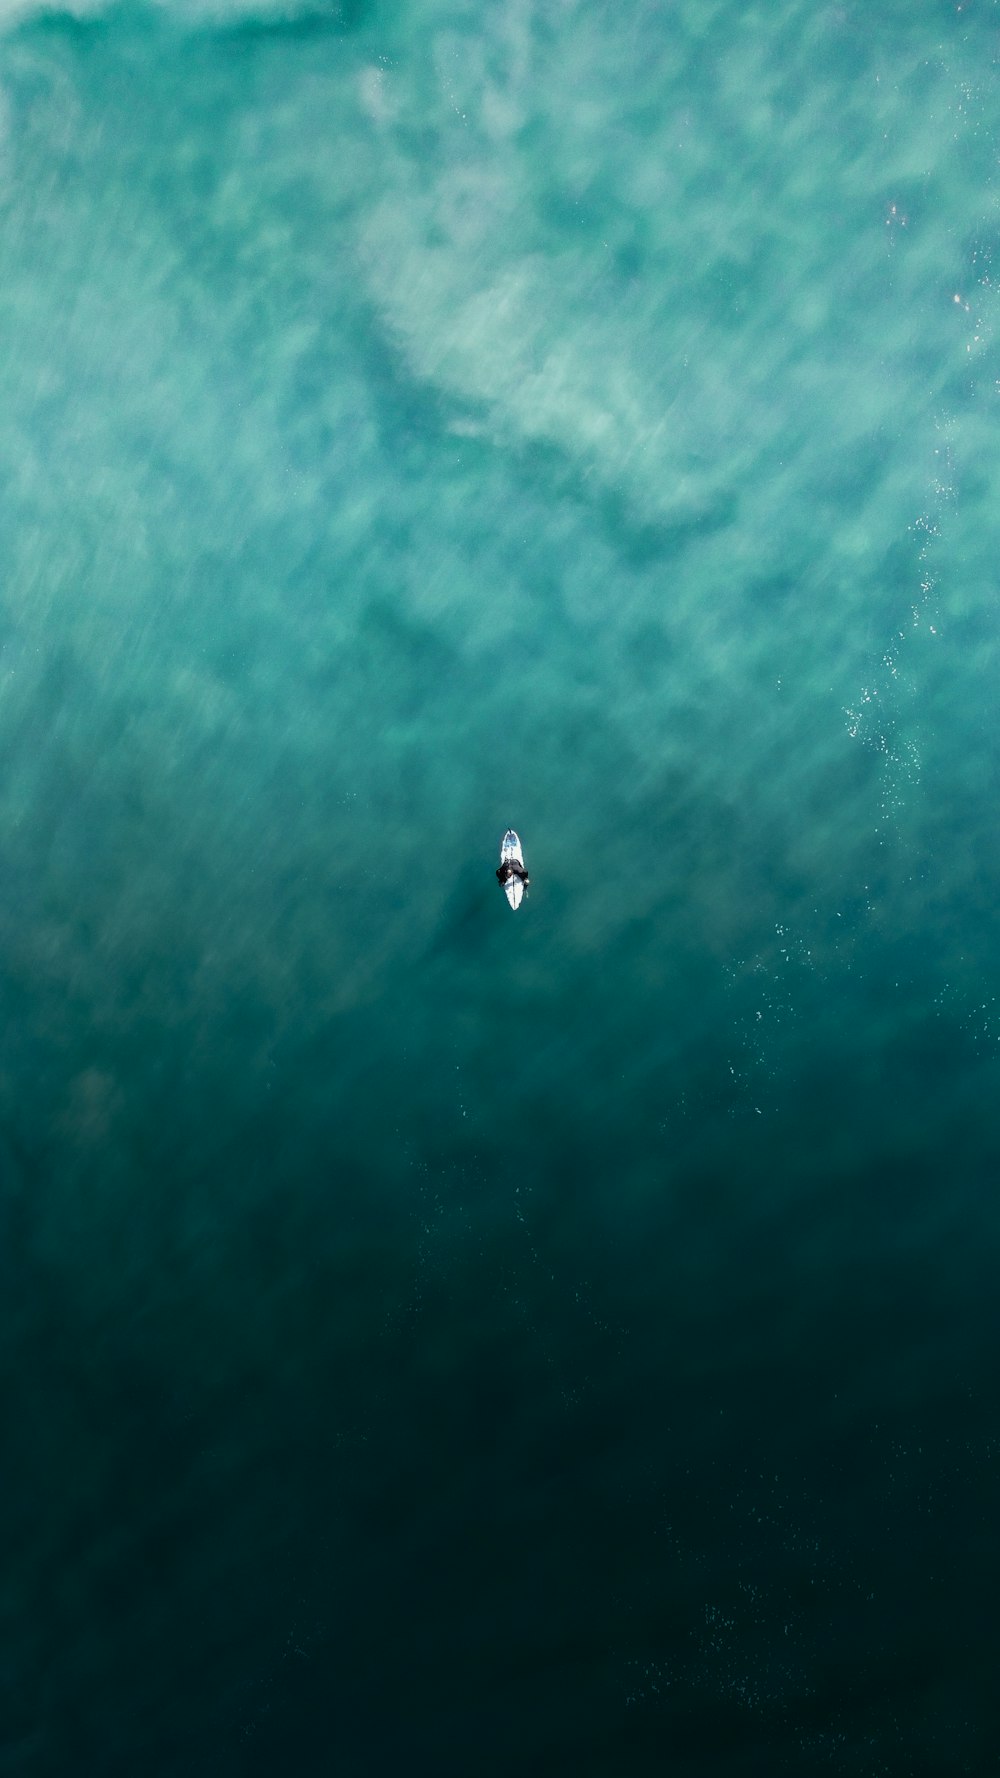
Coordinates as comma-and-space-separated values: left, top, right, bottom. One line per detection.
497, 830, 529, 909
496, 858, 529, 890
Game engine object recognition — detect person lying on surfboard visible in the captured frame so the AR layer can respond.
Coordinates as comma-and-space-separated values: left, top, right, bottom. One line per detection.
497, 829, 529, 909
496, 858, 529, 889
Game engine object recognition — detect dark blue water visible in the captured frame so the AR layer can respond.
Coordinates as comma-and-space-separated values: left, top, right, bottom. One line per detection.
2, 2, 1000, 1772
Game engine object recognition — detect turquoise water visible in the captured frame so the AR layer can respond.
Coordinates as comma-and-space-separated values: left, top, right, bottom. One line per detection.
2, 1, 1000, 1771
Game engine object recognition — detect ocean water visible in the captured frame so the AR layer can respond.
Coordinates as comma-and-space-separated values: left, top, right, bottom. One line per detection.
2, 1, 1000, 1771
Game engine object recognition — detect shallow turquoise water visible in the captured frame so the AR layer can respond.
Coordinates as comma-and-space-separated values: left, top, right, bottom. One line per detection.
2, 2, 1000, 1772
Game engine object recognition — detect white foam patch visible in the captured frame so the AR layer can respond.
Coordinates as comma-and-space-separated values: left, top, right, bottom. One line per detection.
0, 0, 104, 22
0, 0, 341, 27
353, 2, 974, 538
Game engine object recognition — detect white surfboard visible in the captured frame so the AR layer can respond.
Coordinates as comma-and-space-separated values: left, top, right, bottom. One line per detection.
499, 829, 526, 910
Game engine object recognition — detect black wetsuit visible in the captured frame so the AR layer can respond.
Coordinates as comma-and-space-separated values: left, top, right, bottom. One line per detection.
497, 861, 529, 887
